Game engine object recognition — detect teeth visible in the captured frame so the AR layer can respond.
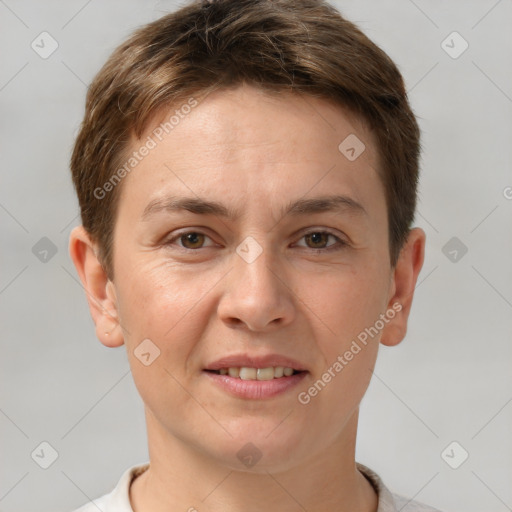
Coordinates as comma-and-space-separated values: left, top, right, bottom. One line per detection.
256, 367, 275, 381
214, 366, 299, 380
228, 367, 239, 378
239, 367, 257, 380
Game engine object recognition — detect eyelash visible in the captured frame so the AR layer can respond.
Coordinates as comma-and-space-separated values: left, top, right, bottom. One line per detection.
164, 229, 348, 253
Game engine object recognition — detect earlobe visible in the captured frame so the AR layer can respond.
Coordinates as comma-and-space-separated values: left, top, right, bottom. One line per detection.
95, 313, 124, 348
69, 226, 124, 348
380, 227, 426, 347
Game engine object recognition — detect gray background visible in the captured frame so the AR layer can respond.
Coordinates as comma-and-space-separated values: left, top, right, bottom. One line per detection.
1, 1, 511, 511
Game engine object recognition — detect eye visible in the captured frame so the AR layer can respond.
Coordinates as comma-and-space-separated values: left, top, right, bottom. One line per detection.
165, 231, 215, 250
295, 230, 348, 252
164, 229, 348, 253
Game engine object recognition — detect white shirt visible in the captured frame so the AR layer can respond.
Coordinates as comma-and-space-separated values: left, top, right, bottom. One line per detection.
71, 462, 442, 512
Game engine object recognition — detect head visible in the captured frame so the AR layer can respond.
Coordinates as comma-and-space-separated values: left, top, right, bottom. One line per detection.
70, 0, 425, 471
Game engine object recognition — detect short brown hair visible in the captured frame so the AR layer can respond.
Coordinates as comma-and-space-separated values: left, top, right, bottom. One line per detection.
71, 0, 421, 279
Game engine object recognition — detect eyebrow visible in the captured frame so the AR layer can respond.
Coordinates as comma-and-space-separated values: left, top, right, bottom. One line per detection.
141, 194, 368, 221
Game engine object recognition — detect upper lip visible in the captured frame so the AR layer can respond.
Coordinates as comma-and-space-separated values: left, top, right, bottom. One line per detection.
204, 354, 308, 372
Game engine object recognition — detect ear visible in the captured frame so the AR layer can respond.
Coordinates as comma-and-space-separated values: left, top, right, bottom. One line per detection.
69, 226, 124, 348
380, 227, 426, 347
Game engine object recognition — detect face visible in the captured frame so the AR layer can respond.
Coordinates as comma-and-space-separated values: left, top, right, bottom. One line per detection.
91, 84, 403, 471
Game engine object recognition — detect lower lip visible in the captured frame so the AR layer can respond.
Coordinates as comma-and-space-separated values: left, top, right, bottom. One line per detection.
203, 370, 308, 399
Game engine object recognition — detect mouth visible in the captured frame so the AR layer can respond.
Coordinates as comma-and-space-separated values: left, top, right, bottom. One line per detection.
202, 366, 308, 400
203, 354, 309, 399
204, 366, 305, 380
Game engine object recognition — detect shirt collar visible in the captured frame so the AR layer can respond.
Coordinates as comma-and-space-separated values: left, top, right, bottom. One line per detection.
356, 462, 397, 512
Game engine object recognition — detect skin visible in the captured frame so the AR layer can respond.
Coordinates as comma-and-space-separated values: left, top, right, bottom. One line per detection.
70, 83, 425, 512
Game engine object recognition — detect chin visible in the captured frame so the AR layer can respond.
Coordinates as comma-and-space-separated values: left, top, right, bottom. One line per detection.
211, 421, 308, 471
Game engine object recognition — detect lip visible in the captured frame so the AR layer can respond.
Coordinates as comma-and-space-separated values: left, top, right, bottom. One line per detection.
203, 370, 308, 399
204, 354, 308, 372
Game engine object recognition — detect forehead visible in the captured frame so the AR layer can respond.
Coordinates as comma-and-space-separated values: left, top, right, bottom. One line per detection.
117, 84, 384, 225
150, 85, 378, 162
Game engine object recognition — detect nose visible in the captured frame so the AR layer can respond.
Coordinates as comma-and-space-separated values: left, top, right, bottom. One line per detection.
217, 237, 295, 332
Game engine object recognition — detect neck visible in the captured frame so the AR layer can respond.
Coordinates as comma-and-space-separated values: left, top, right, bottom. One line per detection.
130, 407, 378, 512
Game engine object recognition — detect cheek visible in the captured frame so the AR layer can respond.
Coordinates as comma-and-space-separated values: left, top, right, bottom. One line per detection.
302, 267, 387, 415
298, 269, 385, 421
115, 260, 220, 373
116, 245, 389, 357
115, 267, 204, 418
300, 343, 379, 440
304, 262, 389, 347
116, 259, 200, 331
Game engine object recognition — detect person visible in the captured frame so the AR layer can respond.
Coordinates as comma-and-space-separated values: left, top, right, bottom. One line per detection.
68, 0, 440, 510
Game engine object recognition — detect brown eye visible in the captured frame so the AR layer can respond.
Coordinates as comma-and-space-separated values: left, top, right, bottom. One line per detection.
304, 232, 331, 249
295, 230, 348, 253
179, 232, 206, 249
165, 231, 214, 251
